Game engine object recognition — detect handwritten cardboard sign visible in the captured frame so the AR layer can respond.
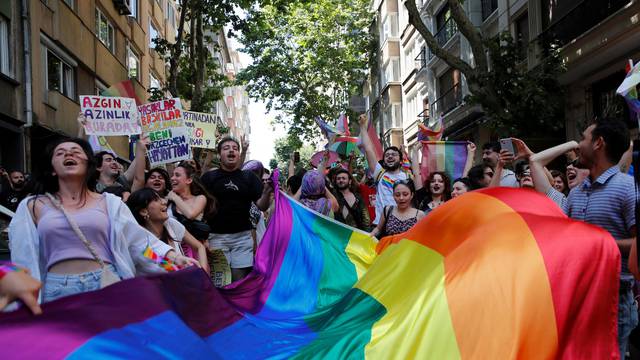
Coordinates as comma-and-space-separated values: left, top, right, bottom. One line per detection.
80, 96, 141, 136
139, 98, 191, 166
183, 110, 218, 149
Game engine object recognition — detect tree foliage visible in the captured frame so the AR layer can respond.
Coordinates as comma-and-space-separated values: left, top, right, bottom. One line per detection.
273, 134, 316, 175
237, 0, 372, 140
405, 0, 565, 138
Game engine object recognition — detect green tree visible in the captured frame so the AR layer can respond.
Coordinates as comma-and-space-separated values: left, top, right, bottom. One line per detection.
405, 0, 565, 137
237, 0, 372, 140
273, 134, 316, 175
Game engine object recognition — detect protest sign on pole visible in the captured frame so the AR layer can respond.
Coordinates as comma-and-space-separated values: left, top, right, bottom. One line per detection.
183, 111, 218, 149
80, 96, 142, 136
139, 98, 191, 166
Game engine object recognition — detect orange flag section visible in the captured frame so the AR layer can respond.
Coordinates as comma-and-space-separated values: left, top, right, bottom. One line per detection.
375, 188, 620, 359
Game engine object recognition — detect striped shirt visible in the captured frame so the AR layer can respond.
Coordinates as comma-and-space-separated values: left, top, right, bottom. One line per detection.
564, 166, 636, 278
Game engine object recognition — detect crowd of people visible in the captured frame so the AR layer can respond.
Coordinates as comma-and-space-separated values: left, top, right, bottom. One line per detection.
0, 113, 639, 358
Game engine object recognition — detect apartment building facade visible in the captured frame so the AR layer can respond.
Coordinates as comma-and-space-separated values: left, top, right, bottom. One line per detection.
366, 0, 640, 149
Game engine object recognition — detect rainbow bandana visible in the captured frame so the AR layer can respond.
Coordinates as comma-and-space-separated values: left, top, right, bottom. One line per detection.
0, 188, 619, 358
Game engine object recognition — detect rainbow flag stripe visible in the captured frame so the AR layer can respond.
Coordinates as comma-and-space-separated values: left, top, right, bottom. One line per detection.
100, 80, 142, 106
421, 140, 468, 182
0, 188, 619, 358
142, 245, 181, 272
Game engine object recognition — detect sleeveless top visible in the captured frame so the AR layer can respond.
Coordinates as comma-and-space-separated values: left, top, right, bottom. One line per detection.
384, 207, 419, 236
37, 195, 112, 270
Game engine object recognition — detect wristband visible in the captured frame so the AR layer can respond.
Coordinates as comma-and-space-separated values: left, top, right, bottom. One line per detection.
0, 263, 25, 280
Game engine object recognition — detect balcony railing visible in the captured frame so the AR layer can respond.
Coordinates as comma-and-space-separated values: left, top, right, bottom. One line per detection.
481, 0, 498, 21
435, 17, 458, 48
414, 46, 428, 71
417, 107, 430, 123
432, 83, 462, 116
540, 0, 630, 47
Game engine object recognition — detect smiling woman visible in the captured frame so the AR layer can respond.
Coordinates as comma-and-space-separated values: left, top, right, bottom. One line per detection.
8, 137, 199, 304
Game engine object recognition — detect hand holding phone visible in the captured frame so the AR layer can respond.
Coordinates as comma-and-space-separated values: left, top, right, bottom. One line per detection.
499, 138, 517, 156
293, 151, 300, 163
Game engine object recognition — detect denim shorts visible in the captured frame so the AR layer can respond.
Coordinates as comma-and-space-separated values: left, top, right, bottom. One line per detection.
43, 264, 118, 303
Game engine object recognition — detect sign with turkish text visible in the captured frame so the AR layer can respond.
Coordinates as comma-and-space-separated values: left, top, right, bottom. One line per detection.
139, 98, 191, 166
183, 110, 217, 149
80, 96, 141, 136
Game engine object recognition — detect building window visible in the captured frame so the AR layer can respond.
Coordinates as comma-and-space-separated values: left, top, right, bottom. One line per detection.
95, 79, 107, 95
127, 44, 140, 80
380, 13, 398, 44
129, 0, 138, 19
167, 3, 176, 28
382, 57, 400, 84
0, 16, 11, 76
95, 9, 115, 53
63, 0, 74, 9
481, 0, 498, 21
149, 20, 159, 48
46, 49, 75, 99
149, 72, 161, 90
515, 11, 529, 59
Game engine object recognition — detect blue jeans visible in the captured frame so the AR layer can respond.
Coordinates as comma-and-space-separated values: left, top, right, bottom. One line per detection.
619, 280, 638, 360
43, 264, 118, 303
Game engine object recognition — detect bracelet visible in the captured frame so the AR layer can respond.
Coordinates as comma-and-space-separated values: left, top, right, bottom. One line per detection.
0, 263, 25, 280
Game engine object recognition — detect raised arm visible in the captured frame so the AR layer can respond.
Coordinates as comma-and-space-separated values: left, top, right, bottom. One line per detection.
127, 134, 150, 189
488, 150, 514, 188
462, 142, 476, 177
166, 192, 207, 220
529, 141, 578, 166
182, 231, 210, 273
358, 114, 380, 172
201, 149, 215, 173
76, 112, 87, 139
288, 152, 296, 179
240, 134, 249, 168
410, 143, 423, 190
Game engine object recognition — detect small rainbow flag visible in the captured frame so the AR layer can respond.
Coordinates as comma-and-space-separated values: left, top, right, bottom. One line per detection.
0, 187, 619, 358
142, 245, 181, 272
617, 59, 640, 120
421, 140, 468, 182
100, 80, 142, 106
417, 115, 444, 141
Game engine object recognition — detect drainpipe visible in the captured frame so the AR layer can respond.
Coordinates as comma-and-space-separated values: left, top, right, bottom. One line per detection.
20, 0, 32, 172
21, 0, 32, 128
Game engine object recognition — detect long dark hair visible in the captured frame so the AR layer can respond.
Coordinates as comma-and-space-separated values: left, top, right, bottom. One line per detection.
32, 137, 97, 195
420, 171, 451, 210
126, 188, 162, 225
176, 162, 217, 217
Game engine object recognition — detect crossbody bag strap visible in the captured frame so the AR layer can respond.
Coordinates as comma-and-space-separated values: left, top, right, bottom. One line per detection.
45, 193, 107, 269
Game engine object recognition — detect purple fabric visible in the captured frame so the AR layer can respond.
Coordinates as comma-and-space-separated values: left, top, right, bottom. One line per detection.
300, 171, 330, 215
38, 198, 112, 270
242, 160, 264, 173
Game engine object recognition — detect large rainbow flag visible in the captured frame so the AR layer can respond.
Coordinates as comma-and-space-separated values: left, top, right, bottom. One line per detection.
0, 187, 619, 358
420, 140, 468, 182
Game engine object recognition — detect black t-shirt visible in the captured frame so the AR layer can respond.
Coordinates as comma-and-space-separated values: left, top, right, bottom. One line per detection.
0, 188, 27, 212
201, 169, 263, 234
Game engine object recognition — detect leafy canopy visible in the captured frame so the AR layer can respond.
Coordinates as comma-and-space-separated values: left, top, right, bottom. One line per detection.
237, 0, 372, 140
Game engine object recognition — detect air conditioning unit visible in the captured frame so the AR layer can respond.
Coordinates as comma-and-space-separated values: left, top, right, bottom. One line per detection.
113, 0, 132, 16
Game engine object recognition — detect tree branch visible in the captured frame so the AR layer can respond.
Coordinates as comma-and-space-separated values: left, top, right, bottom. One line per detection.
168, 0, 190, 96
447, 0, 488, 73
405, 0, 475, 78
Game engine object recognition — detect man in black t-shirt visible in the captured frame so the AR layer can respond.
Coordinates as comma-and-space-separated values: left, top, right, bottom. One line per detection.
0, 170, 27, 213
201, 136, 273, 281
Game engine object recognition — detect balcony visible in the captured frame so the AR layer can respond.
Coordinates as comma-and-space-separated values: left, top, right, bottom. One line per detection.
435, 17, 458, 47
481, 0, 498, 22
540, 0, 631, 48
414, 46, 428, 71
432, 83, 462, 116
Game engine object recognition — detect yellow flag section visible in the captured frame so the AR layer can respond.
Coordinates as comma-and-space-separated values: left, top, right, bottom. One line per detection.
361, 192, 559, 359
